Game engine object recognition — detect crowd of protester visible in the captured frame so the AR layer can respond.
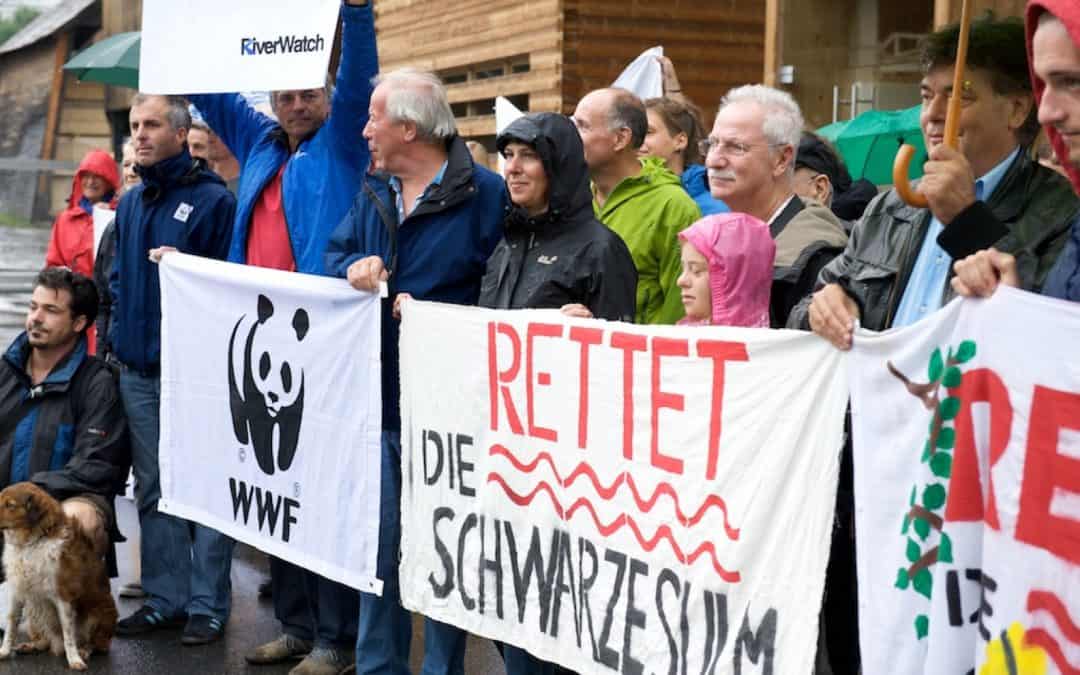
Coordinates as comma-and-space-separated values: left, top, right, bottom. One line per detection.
4, 0, 1080, 674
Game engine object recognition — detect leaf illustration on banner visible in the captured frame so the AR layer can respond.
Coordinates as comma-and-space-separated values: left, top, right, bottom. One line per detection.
886, 339, 977, 639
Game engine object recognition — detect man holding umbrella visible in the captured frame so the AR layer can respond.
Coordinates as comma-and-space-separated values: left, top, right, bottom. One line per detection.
790, 15, 1079, 674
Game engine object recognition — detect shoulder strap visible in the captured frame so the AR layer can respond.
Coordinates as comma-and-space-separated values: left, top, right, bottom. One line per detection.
363, 180, 401, 280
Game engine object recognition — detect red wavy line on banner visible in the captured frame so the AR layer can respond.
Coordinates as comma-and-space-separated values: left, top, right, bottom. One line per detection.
489, 444, 739, 540
488, 474, 741, 583
1028, 590, 1080, 643
1025, 629, 1080, 675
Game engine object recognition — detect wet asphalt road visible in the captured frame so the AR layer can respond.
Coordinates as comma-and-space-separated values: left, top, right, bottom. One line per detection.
0, 226, 508, 674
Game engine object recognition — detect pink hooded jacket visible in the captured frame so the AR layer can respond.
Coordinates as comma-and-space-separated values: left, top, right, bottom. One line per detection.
677, 213, 776, 328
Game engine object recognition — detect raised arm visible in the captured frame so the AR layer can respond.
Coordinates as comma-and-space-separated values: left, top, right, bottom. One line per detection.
326, 1, 379, 172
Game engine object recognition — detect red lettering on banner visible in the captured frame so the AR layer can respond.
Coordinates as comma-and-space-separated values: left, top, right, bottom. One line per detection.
697, 340, 749, 480
611, 332, 648, 462
526, 322, 564, 443
1016, 386, 1080, 565
651, 337, 689, 475
945, 368, 1012, 528
568, 327, 603, 450
487, 322, 524, 435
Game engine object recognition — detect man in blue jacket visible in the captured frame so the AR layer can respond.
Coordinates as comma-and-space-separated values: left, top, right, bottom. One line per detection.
188, 3, 377, 671
186, 0, 376, 277
325, 68, 504, 675
0, 268, 129, 562
108, 94, 235, 646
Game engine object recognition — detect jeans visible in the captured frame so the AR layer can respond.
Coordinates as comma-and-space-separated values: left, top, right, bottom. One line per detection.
119, 370, 235, 621
273, 556, 359, 649
355, 430, 467, 675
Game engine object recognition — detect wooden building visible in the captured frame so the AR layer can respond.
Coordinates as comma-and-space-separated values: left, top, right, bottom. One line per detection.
0, 0, 111, 220
769, 0, 1028, 129
374, 0, 767, 148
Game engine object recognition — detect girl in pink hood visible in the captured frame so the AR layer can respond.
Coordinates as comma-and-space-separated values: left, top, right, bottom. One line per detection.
676, 213, 776, 327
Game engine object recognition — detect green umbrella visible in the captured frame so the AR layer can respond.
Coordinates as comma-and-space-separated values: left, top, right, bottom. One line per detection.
817, 105, 926, 186
63, 31, 140, 89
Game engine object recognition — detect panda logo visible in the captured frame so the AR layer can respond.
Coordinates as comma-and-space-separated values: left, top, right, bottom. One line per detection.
227, 294, 309, 476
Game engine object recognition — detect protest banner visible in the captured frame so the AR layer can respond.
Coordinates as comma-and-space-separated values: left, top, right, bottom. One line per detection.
398, 301, 848, 674
139, 0, 340, 95
158, 253, 382, 593
852, 287, 1080, 674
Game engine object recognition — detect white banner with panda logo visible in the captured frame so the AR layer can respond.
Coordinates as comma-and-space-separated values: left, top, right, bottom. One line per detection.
158, 253, 382, 593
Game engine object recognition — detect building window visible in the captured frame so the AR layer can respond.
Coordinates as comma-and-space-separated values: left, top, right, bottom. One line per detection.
440, 56, 531, 118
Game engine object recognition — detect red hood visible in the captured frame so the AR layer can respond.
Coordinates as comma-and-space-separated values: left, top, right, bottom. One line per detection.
1027, 0, 1080, 194
68, 149, 120, 209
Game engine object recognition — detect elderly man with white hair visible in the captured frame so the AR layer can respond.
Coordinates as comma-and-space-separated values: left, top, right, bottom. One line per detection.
705, 84, 848, 326
326, 68, 505, 675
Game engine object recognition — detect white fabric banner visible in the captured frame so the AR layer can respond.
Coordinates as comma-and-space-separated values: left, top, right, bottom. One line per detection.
140, 0, 340, 95
398, 301, 848, 674
852, 287, 1080, 674
612, 46, 664, 100
158, 253, 382, 593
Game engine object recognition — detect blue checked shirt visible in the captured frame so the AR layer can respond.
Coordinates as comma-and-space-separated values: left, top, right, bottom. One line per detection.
390, 161, 448, 223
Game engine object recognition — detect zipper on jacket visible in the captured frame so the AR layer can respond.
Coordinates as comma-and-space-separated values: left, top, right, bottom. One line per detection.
883, 215, 926, 328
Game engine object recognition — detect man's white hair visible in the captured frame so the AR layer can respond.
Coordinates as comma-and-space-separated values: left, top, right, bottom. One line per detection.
720, 84, 804, 152
373, 68, 457, 143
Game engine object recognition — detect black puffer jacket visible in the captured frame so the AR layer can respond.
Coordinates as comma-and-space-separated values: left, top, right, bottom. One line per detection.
479, 113, 637, 321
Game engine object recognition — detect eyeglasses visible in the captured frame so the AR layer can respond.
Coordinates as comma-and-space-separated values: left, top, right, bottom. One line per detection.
699, 138, 787, 158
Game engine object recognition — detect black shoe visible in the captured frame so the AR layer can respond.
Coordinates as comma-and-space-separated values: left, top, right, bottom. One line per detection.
115, 606, 186, 636
181, 615, 225, 646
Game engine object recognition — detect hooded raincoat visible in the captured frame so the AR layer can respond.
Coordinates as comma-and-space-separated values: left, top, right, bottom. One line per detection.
677, 213, 775, 327
46, 149, 120, 354
480, 113, 637, 321
1028, 0, 1080, 301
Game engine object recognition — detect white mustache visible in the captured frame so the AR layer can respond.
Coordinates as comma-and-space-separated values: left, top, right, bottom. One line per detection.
708, 169, 737, 181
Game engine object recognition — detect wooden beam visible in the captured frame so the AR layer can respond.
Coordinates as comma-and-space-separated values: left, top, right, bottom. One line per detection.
934, 0, 952, 28
764, 0, 780, 86
41, 32, 70, 163
38, 31, 71, 216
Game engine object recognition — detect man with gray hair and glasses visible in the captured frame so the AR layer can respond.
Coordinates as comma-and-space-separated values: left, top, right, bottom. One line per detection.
704, 84, 848, 326
326, 67, 504, 675
186, 2, 376, 673
573, 87, 700, 324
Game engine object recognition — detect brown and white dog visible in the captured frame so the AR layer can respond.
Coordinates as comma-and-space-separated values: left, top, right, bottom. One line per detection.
0, 482, 116, 670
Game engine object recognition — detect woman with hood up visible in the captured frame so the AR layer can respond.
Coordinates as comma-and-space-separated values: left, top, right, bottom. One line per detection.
478, 112, 638, 322
676, 213, 776, 327
45, 148, 120, 353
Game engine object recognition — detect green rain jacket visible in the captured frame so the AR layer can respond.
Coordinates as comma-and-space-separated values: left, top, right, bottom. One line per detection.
593, 157, 702, 324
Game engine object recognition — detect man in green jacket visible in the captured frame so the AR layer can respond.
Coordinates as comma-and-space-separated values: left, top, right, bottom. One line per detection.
573, 88, 701, 324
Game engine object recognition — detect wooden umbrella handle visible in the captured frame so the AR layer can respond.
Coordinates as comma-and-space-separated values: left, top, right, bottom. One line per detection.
893, 0, 974, 208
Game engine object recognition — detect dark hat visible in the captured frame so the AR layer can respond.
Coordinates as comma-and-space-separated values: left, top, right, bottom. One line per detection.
795, 132, 852, 193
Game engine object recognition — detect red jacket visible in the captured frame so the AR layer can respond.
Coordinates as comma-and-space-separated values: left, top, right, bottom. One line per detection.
45, 149, 119, 354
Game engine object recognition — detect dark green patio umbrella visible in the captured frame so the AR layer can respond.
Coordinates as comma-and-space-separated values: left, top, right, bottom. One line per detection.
62, 31, 140, 89
817, 106, 926, 186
